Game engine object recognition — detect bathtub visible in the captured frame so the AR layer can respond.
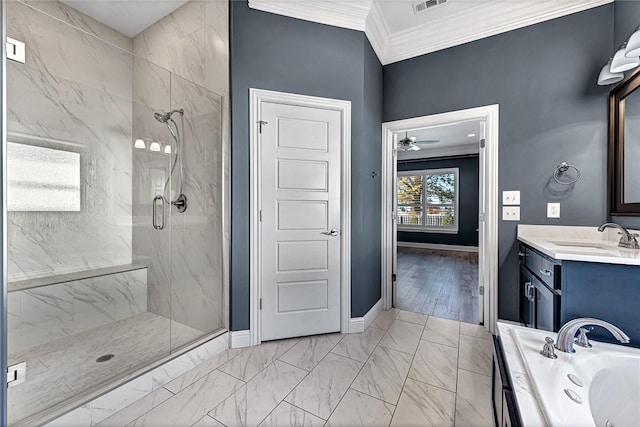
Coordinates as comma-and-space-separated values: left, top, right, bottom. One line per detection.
512, 327, 640, 427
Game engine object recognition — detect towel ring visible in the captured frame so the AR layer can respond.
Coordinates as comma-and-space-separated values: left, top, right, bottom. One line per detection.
553, 162, 581, 185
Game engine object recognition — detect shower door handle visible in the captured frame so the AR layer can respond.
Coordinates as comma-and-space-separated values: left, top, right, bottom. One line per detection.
153, 196, 166, 230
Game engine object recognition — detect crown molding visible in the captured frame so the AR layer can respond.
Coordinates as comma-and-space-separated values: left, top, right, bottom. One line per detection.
248, 0, 372, 31
364, 2, 389, 61
380, 0, 613, 65
249, 0, 612, 65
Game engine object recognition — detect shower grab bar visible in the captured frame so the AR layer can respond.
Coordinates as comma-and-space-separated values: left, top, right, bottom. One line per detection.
153, 195, 166, 230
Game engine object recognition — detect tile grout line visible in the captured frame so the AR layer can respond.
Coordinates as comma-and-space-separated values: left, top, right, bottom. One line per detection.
252, 335, 347, 425
209, 342, 301, 425
386, 314, 429, 426
283, 314, 397, 424
453, 323, 463, 424
120, 359, 238, 427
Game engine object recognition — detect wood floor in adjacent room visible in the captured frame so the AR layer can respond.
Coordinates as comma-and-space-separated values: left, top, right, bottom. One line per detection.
396, 247, 479, 324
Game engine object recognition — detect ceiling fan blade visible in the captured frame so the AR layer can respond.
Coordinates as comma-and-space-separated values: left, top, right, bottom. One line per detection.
414, 139, 440, 144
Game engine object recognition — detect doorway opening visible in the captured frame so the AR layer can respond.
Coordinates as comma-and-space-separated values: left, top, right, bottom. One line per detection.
381, 105, 499, 333
395, 120, 481, 322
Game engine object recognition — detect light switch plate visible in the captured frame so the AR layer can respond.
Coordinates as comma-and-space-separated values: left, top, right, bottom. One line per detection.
547, 203, 560, 218
502, 190, 520, 205
502, 206, 520, 221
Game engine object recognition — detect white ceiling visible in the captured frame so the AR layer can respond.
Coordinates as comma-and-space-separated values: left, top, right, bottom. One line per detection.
61, 0, 189, 37
395, 120, 481, 160
249, 0, 613, 65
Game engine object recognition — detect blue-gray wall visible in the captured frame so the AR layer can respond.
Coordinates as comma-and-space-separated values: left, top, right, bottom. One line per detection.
384, 5, 614, 321
230, 1, 383, 330
397, 155, 479, 247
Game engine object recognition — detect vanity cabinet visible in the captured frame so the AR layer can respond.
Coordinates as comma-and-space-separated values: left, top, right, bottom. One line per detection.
492, 336, 522, 427
518, 244, 561, 332
518, 240, 640, 347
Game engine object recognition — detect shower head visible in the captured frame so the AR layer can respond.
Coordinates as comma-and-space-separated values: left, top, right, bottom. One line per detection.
154, 109, 184, 123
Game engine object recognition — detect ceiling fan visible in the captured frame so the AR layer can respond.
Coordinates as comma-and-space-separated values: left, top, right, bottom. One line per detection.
397, 132, 440, 151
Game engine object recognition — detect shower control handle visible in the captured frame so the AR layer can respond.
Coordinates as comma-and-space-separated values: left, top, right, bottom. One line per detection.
153, 196, 166, 230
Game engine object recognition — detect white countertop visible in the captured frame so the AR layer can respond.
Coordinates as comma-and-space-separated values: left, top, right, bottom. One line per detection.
496, 322, 547, 427
517, 225, 640, 266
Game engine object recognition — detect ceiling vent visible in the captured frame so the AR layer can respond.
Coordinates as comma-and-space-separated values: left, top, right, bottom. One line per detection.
413, 0, 447, 15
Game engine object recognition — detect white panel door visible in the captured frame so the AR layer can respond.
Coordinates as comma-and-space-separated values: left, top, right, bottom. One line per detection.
260, 102, 342, 341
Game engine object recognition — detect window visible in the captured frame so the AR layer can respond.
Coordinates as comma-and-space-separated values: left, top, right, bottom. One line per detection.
397, 168, 458, 233
7, 142, 81, 212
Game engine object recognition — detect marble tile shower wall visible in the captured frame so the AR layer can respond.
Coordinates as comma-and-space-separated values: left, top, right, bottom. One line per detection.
132, 0, 228, 336
6, 1, 134, 281
8, 269, 147, 354
6, 0, 229, 339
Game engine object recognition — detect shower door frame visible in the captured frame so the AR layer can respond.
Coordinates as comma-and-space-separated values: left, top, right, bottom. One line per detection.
1, 0, 8, 422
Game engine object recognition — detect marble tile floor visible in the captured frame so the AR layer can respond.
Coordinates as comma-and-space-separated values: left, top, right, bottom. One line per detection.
100, 308, 495, 427
8, 311, 205, 426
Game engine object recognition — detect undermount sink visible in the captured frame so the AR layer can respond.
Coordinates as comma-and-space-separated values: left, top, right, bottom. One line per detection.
547, 240, 609, 250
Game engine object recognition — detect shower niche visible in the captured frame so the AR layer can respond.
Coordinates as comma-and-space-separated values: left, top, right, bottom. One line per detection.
4, 1, 228, 425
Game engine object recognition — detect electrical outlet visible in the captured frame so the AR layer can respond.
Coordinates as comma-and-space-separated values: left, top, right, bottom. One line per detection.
502, 206, 520, 221
547, 203, 560, 218
502, 191, 520, 205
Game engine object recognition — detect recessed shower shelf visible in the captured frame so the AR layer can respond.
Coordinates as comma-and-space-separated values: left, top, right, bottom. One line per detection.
8, 263, 147, 292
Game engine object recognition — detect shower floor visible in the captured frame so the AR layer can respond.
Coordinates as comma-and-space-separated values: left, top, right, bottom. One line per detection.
7, 311, 204, 425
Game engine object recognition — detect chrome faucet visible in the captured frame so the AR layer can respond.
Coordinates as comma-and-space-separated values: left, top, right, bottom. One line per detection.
555, 317, 630, 353
598, 222, 640, 249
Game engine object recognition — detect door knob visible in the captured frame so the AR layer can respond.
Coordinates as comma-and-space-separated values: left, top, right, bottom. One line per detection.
322, 229, 339, 236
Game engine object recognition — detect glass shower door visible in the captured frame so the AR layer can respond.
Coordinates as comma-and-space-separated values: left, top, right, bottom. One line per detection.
167, 73, 224, 351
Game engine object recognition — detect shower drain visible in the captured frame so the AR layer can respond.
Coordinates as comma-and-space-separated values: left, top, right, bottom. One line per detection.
96, 354, 115, 363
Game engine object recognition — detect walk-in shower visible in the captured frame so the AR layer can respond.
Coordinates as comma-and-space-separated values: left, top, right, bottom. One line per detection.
3, 1, 227, 425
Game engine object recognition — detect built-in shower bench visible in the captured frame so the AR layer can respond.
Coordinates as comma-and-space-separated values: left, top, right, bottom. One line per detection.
8, 264, 147, 292
7, 264, 149, 353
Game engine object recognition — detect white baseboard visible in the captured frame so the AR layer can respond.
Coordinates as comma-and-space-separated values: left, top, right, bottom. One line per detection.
398, 241, 479, 253
348, 298, 382, 333
229, 330, 251, 348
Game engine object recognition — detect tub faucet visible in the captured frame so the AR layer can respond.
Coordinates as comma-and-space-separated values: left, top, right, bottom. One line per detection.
598, 222, 640, 249
555, 318, 630, 353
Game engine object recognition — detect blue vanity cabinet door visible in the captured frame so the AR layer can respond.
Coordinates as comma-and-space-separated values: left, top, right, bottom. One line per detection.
562, 261, 640, 348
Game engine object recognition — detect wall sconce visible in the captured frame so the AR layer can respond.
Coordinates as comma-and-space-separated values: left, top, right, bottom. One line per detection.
149, 141, 161, 152
598, 57, 624, 86
134, 138, 146, 149
611, 41, 639, 73
598, 25, 640, 85
625, 25, 640, 57
164, 144, 171, 154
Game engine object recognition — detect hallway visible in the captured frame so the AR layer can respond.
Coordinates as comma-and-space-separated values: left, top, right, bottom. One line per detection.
396, 247, 479, 324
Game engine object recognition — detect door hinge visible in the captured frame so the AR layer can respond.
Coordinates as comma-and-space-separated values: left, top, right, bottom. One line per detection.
257, 120, 268, 133
259, 210, 262, 222
480, 139, 486, 148
6, 362, 26, 388
479, 285, 485, 296
6, 37, 26, 64
392, 274, 397, 282
259, 298, 262, 310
